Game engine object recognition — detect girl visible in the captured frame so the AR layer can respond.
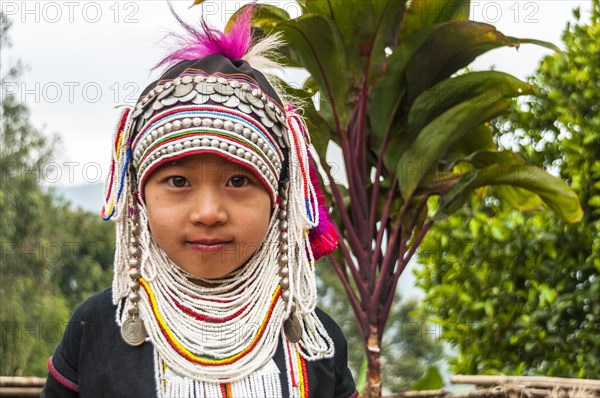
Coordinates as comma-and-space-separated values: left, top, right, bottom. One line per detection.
42, 6, 357, 398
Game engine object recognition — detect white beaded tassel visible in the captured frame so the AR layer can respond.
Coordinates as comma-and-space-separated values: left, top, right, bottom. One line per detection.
284, 113, 334, 359
100, 107, 137, 307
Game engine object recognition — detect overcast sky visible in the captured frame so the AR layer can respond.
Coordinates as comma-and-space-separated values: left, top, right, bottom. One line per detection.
2, 0, 592, 187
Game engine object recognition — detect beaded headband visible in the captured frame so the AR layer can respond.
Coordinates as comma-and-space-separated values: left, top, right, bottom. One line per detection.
100, 5, 339, 386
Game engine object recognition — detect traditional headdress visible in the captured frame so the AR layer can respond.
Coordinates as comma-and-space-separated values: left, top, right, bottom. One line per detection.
101, 5, 338, 395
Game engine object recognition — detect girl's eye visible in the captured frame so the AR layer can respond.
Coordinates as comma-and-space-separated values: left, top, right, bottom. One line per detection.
228, 175, 249, 188
167, 176, 189, 188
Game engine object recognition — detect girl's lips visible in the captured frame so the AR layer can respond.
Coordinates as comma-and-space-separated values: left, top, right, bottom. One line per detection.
187, 241, 232, 253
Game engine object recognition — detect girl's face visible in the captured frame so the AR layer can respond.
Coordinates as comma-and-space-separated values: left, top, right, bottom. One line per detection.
144, 153, 272, 279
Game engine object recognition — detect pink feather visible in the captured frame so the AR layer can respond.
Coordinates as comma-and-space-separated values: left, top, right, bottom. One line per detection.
308, 160, 339, 260
155, 3, 255, 70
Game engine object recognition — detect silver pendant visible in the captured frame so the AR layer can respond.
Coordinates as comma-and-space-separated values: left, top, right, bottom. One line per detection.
121, 316, 147, 346
283, 313, 302, 343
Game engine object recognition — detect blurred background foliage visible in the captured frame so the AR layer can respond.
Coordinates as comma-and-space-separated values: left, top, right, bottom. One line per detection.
416, 1, 599, 379
0, 14, 114, 376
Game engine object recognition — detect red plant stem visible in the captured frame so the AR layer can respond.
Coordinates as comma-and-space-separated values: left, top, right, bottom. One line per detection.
368, 134, 390, 257
380, 221, 433, 328
369, 177, 398, 287
340, 134, 369, 241
409, 195, 429, 233
321, 159, 366, 267
355, 82, 369, 186
370, 218, 402, 314
337, 235, 368, 299
328, 254, 367, 342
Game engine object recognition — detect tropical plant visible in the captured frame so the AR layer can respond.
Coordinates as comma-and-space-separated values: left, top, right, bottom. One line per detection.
197, 1, 585, 395
416, 1, 599, 378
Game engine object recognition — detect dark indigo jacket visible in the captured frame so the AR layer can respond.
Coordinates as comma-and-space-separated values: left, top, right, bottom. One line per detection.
41, 288, 357, 398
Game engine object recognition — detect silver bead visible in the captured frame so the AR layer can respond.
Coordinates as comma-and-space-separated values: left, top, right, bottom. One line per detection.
211, 139, 220, 148
250, 133, 258, 142
280, 277, 290, 289
279, 266, 289, 277
173, 120, 182, 130
243, 128, 252, 138
128, 258, 140, 267
228, 145, 237, 154
278, 210, 287, 220
166, 145, 175, 154
158, 127, 165, 135
202, 138, 211, 147
280, 243, 288, 253
279, 254, 289, 265
281, 290, 290, 302
213, 119, 224, 129
127, 305, 139, 316
236, 148, 245, 157
173, 78, 182, 86
129, 291, 141, 303
192, 139, 201, 146
219, 142, 229, 151
151, 130, 158, 139
182, 75, 193, 84
202, 118, 213, 127
257, 138, 264, 146
129, 268, 141, 279
174, 143, 183, 152
129, 247, 140, 257
279, 220, 288, 231
223, 120, 234, 131
280, 232, 289, 243
128, 280, 140, 291
164, 123, 173, 133
183, 140, 192, 149
280, 199, 288, 208
244, 152, 252, 160
251, 156, 258, 164
182, 118, 192, 128
206, 76, 217, 83
192, 118, 202, 126
234, 124, 244, 134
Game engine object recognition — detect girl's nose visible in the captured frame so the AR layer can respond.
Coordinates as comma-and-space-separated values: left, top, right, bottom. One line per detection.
189, 187, 228, 226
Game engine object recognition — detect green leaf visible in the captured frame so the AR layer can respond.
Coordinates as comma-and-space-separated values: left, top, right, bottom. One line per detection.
273, 15, 350, 129
484, 299, 495, 317
411, 365, 444, 390
405, 21, 519, 104
355, 355, 368, 394
400, 0, 470, 39
312, 0, 405, 80
494, 186, 543, 210
397, 91, 510, 200
368, 23, 448, 151
408, 71, 533, 138
471, 164, 583, 222
225, 4, 291, 33
506, 36, 562, 52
